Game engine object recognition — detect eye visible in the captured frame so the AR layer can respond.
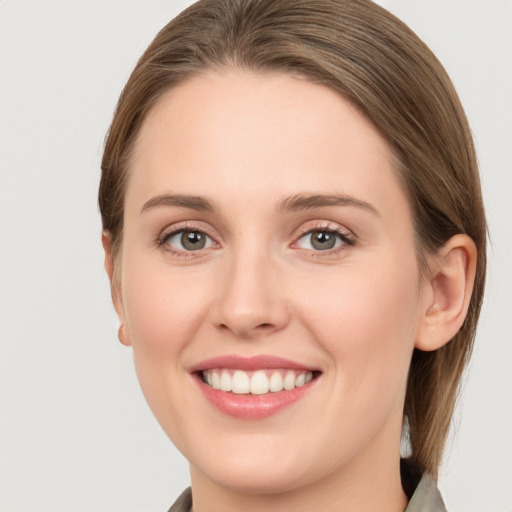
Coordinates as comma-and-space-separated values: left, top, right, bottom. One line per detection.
164, 230, 214, 251
296, 228, 350, 251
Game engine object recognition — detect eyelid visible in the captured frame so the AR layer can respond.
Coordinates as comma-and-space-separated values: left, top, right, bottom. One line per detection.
293, 220, 354, 239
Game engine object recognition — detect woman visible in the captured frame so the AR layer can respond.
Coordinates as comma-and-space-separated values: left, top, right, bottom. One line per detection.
99, 1, 486, 510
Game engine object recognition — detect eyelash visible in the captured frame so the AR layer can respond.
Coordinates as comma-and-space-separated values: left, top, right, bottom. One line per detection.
156, 222, 356, 258
293, 223, 356, 256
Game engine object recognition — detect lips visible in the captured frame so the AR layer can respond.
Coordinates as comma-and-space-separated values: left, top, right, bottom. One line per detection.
190, 355, 320, 419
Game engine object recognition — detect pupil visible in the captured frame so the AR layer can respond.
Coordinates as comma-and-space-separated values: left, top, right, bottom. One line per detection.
311, 231, 336, 250
181, 231, 206, 250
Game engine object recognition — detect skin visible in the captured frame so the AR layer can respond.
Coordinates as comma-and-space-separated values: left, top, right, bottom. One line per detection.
103, 70, 477, 512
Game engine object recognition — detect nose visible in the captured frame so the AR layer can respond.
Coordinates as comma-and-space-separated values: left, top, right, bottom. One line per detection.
211, 247, 290, 340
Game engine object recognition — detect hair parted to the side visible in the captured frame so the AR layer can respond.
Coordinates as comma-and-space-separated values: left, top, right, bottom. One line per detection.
99, 0, 486, 478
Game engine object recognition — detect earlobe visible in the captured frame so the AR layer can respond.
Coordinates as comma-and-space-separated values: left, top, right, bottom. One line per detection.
118, 323, 131, 347
102, 231, 131, 346
415, 234, 477, 352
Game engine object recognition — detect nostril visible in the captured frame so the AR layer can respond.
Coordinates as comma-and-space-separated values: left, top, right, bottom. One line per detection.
217, 321, 278, 338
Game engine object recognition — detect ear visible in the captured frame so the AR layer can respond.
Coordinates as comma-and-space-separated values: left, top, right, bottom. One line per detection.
415, 234, 477, 351
102, 231, 131, 346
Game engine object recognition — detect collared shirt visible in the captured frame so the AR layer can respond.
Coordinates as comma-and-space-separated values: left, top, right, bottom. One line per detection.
167, 472, 447, 512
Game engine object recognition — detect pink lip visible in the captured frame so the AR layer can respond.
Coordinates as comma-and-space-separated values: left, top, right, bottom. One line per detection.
189, 354, 317, 373
190, 355, 320, 420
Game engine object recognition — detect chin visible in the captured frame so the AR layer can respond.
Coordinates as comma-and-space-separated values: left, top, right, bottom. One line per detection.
205, 462, 311, 495
189, 437, 341, 498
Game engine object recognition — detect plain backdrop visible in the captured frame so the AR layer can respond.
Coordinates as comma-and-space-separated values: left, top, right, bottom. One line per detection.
1, 1, 511, 511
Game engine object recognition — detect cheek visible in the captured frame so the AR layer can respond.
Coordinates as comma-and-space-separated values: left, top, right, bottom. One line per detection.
119, 256, 216, 435
122, 253, 206, 347
120, 251, 216, 391
296, 258, 421, 389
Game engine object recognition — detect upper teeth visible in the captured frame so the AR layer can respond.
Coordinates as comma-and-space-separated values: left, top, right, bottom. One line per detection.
203, 369, 313, 395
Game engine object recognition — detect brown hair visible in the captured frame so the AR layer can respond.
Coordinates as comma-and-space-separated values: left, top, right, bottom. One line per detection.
99, 0, 487, 478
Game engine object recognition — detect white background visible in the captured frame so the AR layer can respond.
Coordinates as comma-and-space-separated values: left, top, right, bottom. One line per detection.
1, 1, 510, 511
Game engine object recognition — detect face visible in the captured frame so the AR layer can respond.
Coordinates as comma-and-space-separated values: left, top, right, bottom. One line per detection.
115, 70, 430, 494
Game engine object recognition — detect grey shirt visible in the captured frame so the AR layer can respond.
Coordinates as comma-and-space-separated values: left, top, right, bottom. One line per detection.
167, 472, 447, 512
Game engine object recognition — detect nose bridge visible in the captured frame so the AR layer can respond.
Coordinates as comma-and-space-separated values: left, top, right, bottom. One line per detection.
213, 236, 289, 338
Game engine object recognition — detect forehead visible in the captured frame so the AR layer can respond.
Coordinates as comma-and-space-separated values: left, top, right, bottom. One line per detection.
127, 69, 408, 221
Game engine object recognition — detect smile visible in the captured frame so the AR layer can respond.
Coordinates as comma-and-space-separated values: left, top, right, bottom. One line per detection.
202, 368, 314, 395
192, 356, 320, 419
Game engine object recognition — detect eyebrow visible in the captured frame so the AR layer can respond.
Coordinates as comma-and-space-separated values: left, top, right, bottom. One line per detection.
140, 194, 215, 214
140, 192, 379, 216
277, 194, 380, 216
